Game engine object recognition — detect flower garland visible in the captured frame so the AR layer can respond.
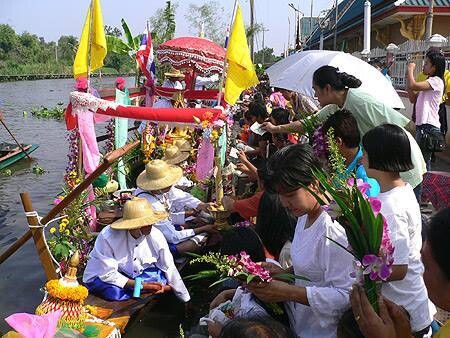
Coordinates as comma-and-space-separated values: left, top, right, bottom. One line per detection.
104, 119, 115, 155
45, 279, 88, 302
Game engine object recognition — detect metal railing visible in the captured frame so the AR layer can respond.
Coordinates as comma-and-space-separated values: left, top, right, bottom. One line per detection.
352, 36, 450, 90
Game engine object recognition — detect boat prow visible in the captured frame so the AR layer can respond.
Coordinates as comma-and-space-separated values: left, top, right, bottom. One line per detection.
0, 143, 39, 170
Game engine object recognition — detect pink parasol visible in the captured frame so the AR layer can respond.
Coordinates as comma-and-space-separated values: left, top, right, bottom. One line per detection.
156, 37, 225, 75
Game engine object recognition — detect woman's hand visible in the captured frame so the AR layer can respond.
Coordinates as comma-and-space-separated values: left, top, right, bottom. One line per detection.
210, 289, 236, 309
407, 62, 416, 74
261, 121, 277, 133
236, 162, 250, 174
349, 284, 411, 338
238, 150, 249, 164
196, 202, 210, 213
246, 279, 293, 303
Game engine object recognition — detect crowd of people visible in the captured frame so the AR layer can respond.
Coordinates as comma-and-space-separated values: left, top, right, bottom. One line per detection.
79, 56, 449, 338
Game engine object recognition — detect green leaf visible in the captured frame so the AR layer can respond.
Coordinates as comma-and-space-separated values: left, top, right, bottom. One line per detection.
246, 274, 256, 284
209, 277, 231, 288
106, 35, 130, 55
326, 236, 356, 257
185, 252, 202, 259
273, 273, 311, 282
184, 270, 218, 280
121, 18, 135, 49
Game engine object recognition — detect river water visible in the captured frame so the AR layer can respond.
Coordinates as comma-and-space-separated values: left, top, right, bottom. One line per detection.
0, 77, 134, 333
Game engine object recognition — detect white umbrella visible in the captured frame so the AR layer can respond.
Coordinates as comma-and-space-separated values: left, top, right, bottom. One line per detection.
267, 50, 405, 109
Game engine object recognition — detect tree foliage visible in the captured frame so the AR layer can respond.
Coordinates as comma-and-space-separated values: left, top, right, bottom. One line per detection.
185, 1, 226, 45
149, 1, 178, 45
253, 47, 279, 65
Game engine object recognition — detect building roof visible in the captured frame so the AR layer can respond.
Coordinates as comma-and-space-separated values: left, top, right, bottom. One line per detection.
305, 0, 450, 48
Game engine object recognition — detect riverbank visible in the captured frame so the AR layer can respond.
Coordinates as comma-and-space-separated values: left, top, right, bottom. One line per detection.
0, 72, 134, 83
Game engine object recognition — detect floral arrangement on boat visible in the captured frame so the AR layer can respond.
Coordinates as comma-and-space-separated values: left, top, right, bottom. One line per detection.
36, 252, 88, 330
310, 128, 394, 312
48, 171, 94, 276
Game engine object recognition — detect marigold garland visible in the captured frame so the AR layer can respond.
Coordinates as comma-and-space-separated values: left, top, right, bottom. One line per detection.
45, 279, 88, 302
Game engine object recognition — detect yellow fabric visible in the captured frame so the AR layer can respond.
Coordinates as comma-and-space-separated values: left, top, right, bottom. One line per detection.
416, 70, 450, 102
73, 0, 107, 79
435, 319, 450, 338
224, 5, 259, 105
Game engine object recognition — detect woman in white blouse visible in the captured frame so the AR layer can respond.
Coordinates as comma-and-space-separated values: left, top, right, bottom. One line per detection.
83, 198, 190, 303
247, 144, 354, 338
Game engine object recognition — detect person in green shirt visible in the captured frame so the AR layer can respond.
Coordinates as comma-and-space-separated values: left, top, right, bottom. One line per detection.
262, 65, 426, 201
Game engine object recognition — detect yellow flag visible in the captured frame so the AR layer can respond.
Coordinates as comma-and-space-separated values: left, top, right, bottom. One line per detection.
73, 0, 107, 78
224, 5, 259, 105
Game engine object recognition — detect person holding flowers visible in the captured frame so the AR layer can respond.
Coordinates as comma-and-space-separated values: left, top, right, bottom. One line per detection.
82, 198, 190, 302
134, 159, 217, 256
247, 143, 355, 338
361, 124, 434, 336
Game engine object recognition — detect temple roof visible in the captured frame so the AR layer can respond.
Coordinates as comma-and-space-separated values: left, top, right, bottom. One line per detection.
305, 0, 450, 47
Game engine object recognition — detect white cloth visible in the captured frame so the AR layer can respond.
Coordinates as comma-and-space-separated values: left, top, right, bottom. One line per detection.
378, 184, 435, 332
287, 211, 354, 338
200, 287, 268, 327
134, 186, 202, 244
82, 225, 190, 302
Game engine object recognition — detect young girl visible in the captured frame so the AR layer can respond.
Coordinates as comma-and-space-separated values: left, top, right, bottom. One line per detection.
246, 143, 354, 338
362, 124, 434, 336
407, 52, 446, 171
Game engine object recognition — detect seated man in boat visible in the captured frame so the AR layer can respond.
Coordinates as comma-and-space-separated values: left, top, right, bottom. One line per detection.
83, 198, 190, 303
134, 159, 218, 256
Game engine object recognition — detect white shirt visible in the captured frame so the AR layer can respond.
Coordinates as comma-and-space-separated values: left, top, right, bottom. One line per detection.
82, 226, 190, 302
288, 211, 354, 338
134, 187, 201, 244
378, 184, 434, 332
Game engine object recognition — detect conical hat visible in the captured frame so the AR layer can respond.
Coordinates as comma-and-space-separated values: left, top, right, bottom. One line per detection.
111, 198, 168, 230
136, 159, 183, 191
161, 145, 190, 165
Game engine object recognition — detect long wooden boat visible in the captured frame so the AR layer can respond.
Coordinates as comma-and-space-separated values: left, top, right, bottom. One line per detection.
0, 142, 39, 170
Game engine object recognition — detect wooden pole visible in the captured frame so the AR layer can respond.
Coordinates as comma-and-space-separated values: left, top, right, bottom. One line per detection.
0, 140, 140, 266
20, 192, 59, 281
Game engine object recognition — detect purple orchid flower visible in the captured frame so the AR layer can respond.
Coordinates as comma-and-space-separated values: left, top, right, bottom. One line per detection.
362, 254, 391, 281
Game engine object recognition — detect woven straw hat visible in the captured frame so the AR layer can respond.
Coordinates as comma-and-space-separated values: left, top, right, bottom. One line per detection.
162, 145, 190, 165
173, 139, 192, 152
164, 67, 185, 79
111, 197, 168, 230
136, 159, 183, 191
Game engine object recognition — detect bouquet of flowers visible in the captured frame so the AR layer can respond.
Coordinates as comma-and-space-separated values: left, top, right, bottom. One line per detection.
309, 128, 394, 312
186, 251, 308, 287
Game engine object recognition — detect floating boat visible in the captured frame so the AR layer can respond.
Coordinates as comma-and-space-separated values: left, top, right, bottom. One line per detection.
0, 142, 39, 170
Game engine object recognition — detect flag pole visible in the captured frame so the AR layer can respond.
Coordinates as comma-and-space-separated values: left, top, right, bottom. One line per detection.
86, 0, 94, 91
216, 0, 238, 107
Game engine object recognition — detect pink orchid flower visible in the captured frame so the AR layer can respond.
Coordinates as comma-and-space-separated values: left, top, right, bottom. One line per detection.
362, 254, 391, 281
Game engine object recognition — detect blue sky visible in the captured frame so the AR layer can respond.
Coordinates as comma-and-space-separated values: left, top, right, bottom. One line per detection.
0, 0, 335, 54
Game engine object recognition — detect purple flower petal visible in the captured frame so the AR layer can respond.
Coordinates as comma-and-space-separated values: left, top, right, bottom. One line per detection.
362, 254, 378, 265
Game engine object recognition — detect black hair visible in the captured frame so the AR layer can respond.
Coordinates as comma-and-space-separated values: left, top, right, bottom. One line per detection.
362, 124, 413, 172
262, 143, 322, 193
220, 227, 266, 263
426, 51, 446, 81
248, 102, 268, 120
256, 192, 296, 258
322, 109, 361, 148
220, 317, 296, 338
427, 207, 450, 281
253, 92, 265, 106
337, 309, 364, 338
313, 65, 362, 90
270, 108, 290, 125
